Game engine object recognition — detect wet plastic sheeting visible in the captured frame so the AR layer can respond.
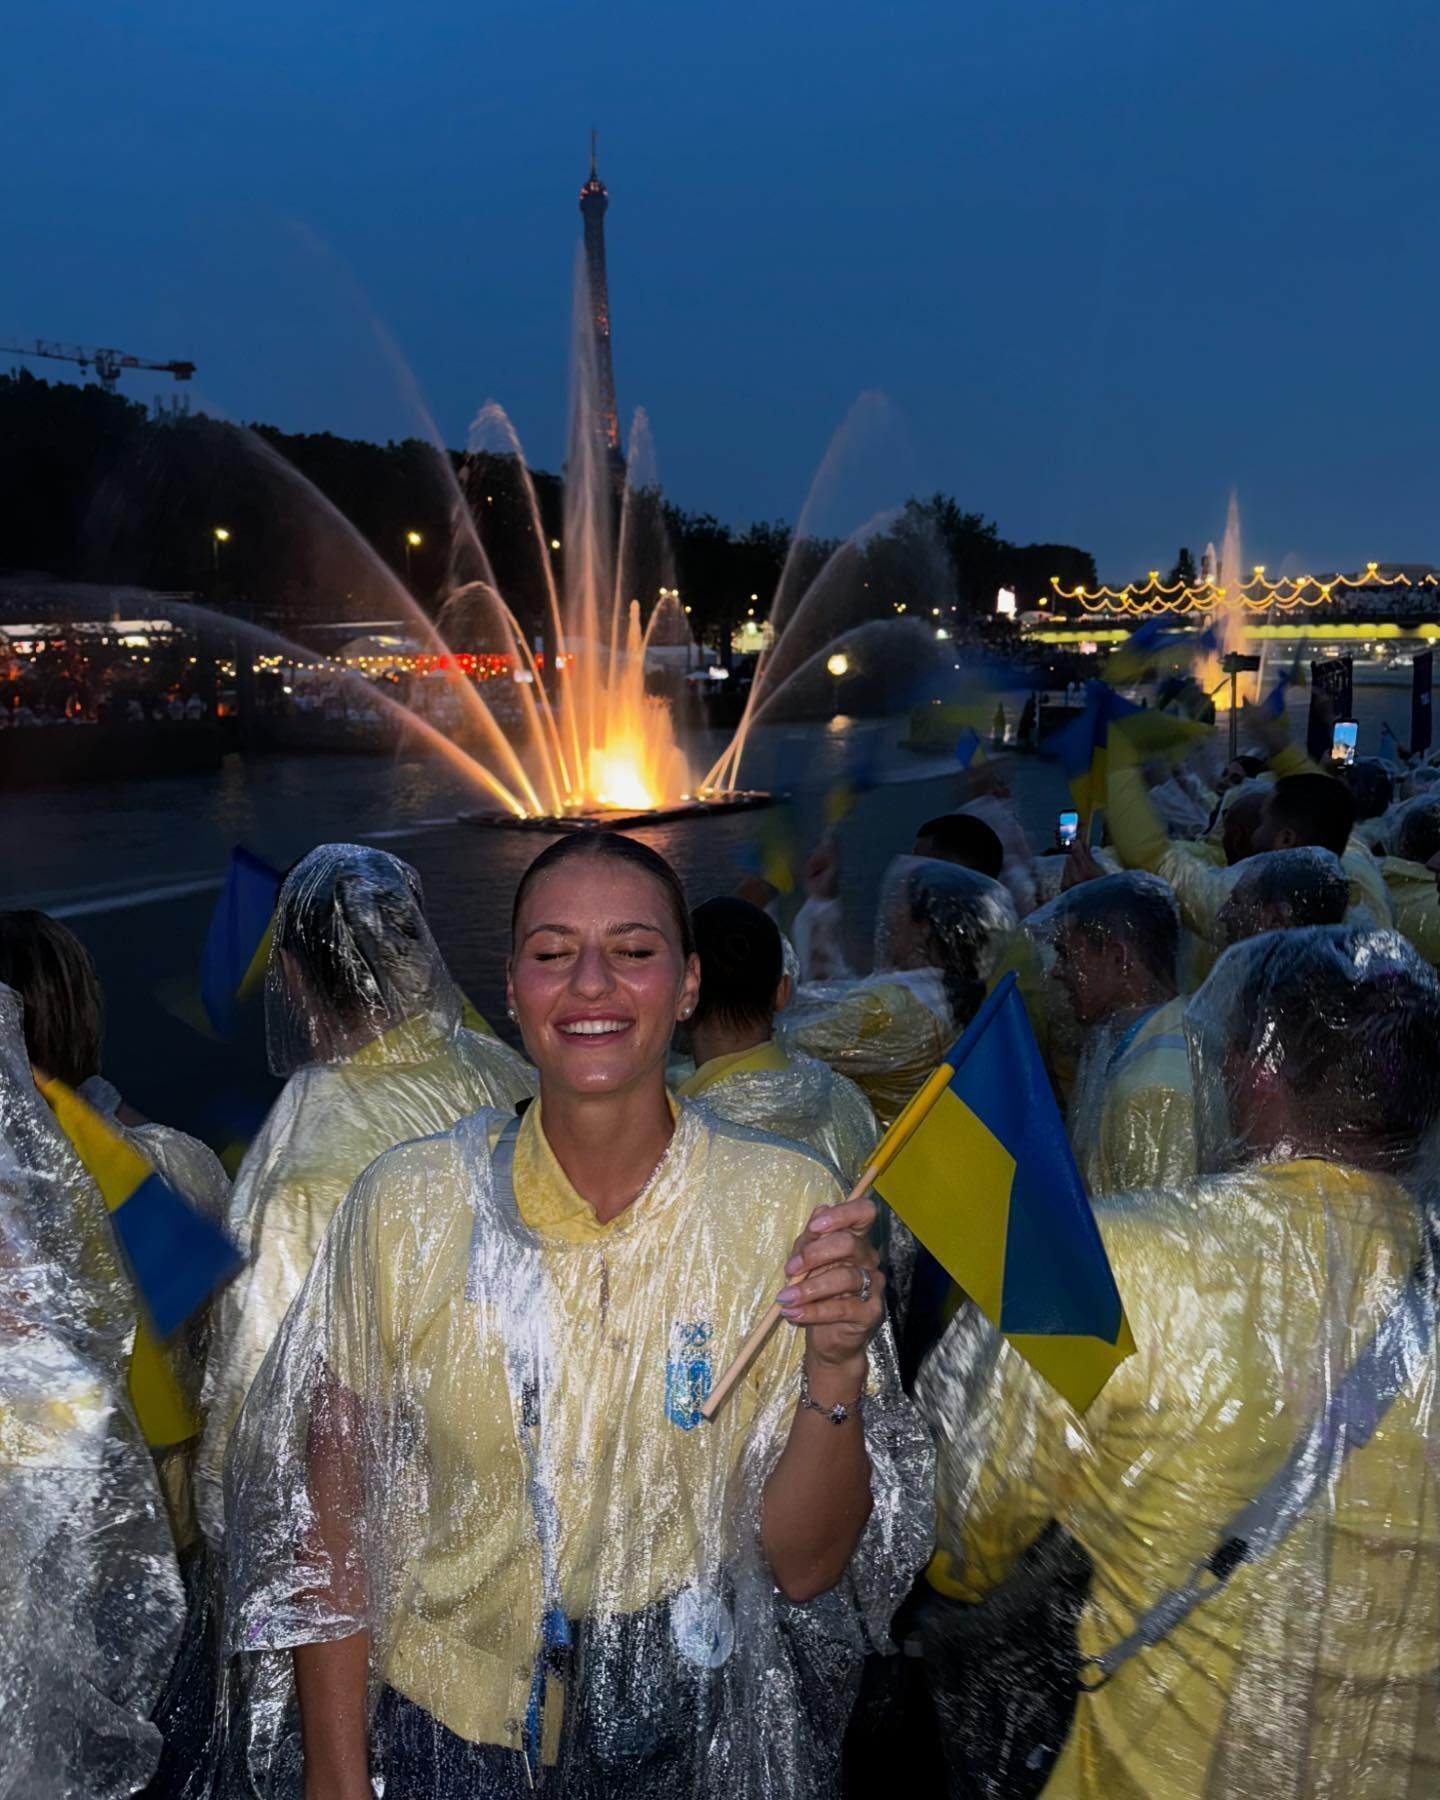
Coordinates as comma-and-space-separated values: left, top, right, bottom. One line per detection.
687, 1051, 879, 1187
0, 983, 183, 1799
917, 927, 1440, 1798
781, 858, 1015, 1128
197, 843, 535, 1542
223, 1100, 933, 1798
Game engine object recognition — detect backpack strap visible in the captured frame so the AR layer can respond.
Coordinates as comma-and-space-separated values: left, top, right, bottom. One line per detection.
1080, 1253, 1434, 1690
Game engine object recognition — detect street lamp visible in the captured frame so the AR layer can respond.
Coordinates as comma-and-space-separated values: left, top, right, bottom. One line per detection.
404, 530, 422, 583
826, 650, 850, 718
212, 526, 231, 578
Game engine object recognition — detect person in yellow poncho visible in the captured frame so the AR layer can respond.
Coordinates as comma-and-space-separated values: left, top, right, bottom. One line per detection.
917, 925, 1440, 1800
781, 853, 1017, 1128
678, 896, 879, 1186
0, 908, 231, 1555
1375, 794, 1440, 966
1107, 732, 1386, 980
221, 831, 931, 1799
196, 842, 534, 1544
1041, 872, 1194, 1198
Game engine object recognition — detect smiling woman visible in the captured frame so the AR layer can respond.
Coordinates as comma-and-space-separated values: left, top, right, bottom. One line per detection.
223, 832, 933, 1799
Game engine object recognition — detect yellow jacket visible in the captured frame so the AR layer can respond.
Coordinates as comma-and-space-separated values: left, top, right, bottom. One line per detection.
1069, 998, 1195, 1197
1381, 856, 1440, 965
918, 1159, 1440, 1800
780, 970, 951, 1129
196, 1023, 533, 1540
678, 1040, 879, 1186
1107, 754, 1391, 976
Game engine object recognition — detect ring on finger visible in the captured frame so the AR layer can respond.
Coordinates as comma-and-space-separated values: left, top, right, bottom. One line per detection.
856, 1266, 873, 1305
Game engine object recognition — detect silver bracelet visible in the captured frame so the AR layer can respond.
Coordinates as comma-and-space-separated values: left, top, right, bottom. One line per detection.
798, 1363, 865, 1425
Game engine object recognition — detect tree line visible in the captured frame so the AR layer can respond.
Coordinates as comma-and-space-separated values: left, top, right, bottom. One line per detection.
0, 370, 1097, 648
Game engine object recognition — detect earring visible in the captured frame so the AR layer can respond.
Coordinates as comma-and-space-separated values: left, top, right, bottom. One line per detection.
506, 1005, 517, 1021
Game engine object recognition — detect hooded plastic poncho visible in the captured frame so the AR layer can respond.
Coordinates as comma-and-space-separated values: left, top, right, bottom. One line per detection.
780, 858, 1017, 1128
222, 1097, 933, 1798
917, 926, 1440, 1800
197, 844, 534, 1542
0, 984, 184, 1799
678, 1044, 880, 1186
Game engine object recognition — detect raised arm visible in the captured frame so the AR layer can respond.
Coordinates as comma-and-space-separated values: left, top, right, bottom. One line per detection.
761, 1195, 883, 1602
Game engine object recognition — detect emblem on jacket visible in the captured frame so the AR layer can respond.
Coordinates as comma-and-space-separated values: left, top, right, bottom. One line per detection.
665, 1321, 712, 1429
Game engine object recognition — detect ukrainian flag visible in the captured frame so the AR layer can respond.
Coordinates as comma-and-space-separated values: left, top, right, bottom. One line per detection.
200, 846, 283, 1038
1050, 682, 1208, 825
954, 726, 984, 770
823, 747, 881, 828
1049, 682, 1140, 824
1104, 620, 1217, 687
39, 1076, 245, 1446
738, 804, 799, 895
870, 972, 1134, 1411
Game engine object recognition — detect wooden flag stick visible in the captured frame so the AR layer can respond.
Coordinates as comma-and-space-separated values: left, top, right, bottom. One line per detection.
700, 1060, 956, 1422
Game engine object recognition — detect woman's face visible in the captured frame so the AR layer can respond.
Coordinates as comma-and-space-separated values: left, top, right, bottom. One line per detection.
508, 857, 700, 1100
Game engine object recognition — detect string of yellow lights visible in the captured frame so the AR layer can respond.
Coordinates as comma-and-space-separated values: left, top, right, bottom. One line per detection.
1049, 562, 1440, 617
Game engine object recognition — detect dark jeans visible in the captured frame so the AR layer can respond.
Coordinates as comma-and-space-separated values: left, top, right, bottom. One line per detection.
375, 1667, 707, 1800
374, 1688, 531, 1798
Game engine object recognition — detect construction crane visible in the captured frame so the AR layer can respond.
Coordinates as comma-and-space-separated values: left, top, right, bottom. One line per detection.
0, 337, 196, 392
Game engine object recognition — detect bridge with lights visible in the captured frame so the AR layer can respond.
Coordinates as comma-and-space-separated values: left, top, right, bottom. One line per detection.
1021, 561, 1440, 651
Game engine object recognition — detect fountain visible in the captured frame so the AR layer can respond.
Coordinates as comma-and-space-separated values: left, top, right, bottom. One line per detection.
446, 257, 776, 832
1194, 489, 1263, 713
81, 251, 946, 827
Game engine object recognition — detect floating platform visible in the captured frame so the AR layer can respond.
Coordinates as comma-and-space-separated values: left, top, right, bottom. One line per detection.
458, 791, 779, 833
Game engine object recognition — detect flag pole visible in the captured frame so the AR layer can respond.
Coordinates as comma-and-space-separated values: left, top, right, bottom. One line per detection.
700, 1058, 957, 1421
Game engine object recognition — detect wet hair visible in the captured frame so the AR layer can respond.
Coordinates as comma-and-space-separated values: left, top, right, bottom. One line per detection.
1396, 799, 1440, 868
690, 897, 783, 1032
1339, 758, 1394, 822
510, 831, 696, 960
913, 813, 1005, 880
886, 859, 1014, 1029
1215, 927, 1440, 1172
1057, 872, 1180, 991
1264, 773, 1356, 857
1222, 848, 1350, 943
0, 910, 104, 1087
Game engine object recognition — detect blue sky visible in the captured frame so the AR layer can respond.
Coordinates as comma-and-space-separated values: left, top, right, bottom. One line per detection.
3, 0, 1435, 581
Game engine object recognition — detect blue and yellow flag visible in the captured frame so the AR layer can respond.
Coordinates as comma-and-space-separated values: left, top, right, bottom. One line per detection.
200, 846, 283, 1038
1048, 682, 1140, 823
737, 804, 799, 895
954, 726, 984, 770
40, 1076, 245, 1445
870, 972, 1134, 1412
1104, 619, 1217, 687
822, 747, 881, 828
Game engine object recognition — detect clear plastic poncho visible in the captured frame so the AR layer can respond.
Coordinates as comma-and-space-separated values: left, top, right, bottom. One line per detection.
222, 1098, 934, 1797
197, 844, 535, 1542
0, 984, 184, 1798
1212, 845, 1352, 946
780, 858, 1017, 1128
683, 1048, 880, 1187
916, 926, 1440, 1800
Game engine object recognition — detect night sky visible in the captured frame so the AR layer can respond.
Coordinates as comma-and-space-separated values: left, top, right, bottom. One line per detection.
3, 0, 1436, 581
